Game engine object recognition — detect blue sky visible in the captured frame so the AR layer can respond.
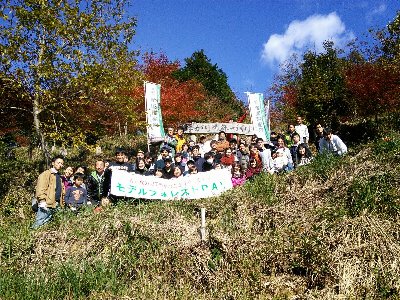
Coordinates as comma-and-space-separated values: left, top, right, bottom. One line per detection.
130, 0, 399, 102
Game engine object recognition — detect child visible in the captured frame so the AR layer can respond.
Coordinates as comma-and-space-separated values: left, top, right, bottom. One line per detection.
272, 148, 288, 173
64, 173, 87, 211
231, 162, 246, 187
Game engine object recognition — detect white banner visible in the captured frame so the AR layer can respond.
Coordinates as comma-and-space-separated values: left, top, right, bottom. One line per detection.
110, 169, 233, 200
145, 82, 164, 143
184, 122, 254, 135
247, 92, 270, 141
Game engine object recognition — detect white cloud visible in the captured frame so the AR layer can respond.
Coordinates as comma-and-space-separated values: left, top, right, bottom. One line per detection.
366, 4, 387, 23
261, 12, 354, 66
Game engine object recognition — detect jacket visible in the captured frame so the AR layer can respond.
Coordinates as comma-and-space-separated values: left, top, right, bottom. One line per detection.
65, 186, 87, 208
86, 171, 104, 205
36, 169, 65, 208
319, 135, 347, 155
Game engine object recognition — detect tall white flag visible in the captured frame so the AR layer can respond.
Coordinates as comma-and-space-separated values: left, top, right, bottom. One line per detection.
145, 82, 164, 143
247, 92, 270, 141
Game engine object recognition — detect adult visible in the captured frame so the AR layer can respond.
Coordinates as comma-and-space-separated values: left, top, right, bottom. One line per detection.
208, 140, 222, 163
319, 128, 348, 156
249, 143, 272, 173
134, 158, 149, 176
102, 148, 134, 203
245, 157, 262, 180
314, 123, 325, 152
256, 138, 274, 172
198, 135, 211, 157
284, 124, 297, 148
32, 155, 65, 229
154, 147, 170, 170
220, 148, 236, 169
61, 166, 74, 190
161, 157, 174, 179
175, 126, 186, 153
86, 160, 105, 206
191, 145, 205, 172
215, 131, 230, 152
202, 152, 215, 172
296, 143, 313, 167
171, 166, 183, 179
289, 133, 301, 167
269, 131, 279, 147
144, 152, 155, 173
160, 126, 178, 157
229, 138, 238, 155
295, 116, 309, 144
236, 142, 250, 171
132, 149, 145, 170
173, 152, 186, 174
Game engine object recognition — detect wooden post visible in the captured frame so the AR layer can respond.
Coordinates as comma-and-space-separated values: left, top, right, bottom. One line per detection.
200, 207, 206, 242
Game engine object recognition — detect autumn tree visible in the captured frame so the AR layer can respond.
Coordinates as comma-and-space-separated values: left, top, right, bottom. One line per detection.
0, 0, 140, 162
267, 54, 301, 129
133, 53, 207, 127
344, 60, 400, 120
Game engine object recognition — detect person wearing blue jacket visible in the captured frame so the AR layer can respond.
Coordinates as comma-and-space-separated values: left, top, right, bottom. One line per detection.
64, 173, 87, 210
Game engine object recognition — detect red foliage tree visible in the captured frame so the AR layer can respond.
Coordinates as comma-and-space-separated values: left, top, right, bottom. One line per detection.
133, 53, 208, 127
345, 62, 400, 119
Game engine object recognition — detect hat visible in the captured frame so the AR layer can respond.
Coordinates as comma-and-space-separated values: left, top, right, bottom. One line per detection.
137, 149, 144, 154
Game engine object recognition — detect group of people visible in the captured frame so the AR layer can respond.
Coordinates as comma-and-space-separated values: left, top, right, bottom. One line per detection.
32, 116, 347, 228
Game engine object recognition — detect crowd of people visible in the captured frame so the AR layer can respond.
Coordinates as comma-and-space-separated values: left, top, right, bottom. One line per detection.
32, 116, 347, 228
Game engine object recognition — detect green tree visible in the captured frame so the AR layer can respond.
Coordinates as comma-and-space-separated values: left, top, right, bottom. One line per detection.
296, 41, 348, 128
378, 11, 400, 64
173, 50, 244, 119
0, 0, 139, 163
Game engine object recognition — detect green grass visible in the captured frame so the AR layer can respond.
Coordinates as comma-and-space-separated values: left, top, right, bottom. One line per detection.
1, 132, 400, 299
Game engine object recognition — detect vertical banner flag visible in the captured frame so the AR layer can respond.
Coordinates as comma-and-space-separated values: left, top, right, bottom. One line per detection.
247, 92, 270, 141
145, 82, 164, 143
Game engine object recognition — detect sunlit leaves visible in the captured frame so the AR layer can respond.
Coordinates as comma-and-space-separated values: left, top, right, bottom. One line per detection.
0, 0, 139, 151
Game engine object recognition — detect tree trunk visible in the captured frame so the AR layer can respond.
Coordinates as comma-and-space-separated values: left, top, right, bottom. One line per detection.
33, 38, 51, 167
33, 94, 50, 167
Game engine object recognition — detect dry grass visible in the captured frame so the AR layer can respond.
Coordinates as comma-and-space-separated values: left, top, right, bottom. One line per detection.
1, 135, 400, 299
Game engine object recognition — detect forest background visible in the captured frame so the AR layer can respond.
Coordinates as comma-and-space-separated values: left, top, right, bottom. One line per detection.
0, 2, 400, 299
0, 2, 398, 163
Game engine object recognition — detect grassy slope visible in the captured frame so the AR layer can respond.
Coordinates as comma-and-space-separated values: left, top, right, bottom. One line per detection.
0, 133, 400, 300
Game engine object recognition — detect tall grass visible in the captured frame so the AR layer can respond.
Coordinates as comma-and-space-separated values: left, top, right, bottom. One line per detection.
1, 133, 400, 299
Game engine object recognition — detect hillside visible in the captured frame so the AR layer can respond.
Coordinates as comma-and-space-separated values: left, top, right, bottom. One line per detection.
1, 133, 400, 299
